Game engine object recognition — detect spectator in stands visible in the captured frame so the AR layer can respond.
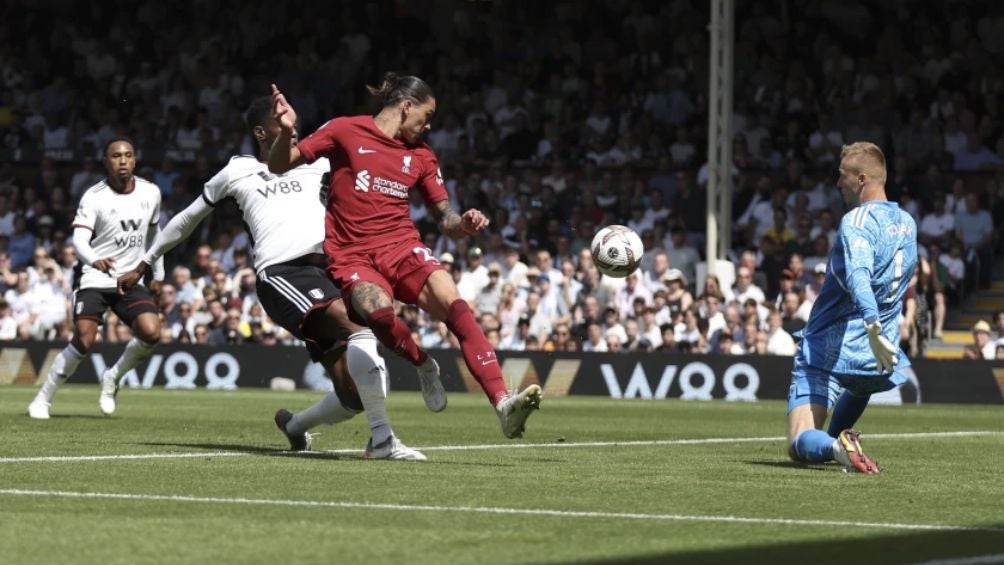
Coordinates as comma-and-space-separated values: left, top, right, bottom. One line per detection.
613, 271, 652, 320
732, 266, 766, 306
955, 193, 995, 288
765, 310, 796, 355
665, 225, 699, 288
0, 299, 17, 340
919, 193, 955, 249
171, 302, 196, 341
525, 291, 553, 342
8, 216, 36, 268
536, 273, 572, 327
780, 291, 806, 335
457, 245, 487, 303
656, 323, 676, 352
1, 0, 1004, 360
964, 320, 997, 360
954, 133, 998, 172
475, 263, 503, 316
0, 252, 17, 292
763, 207, 795, 250
500, 246, 528, 290
737, 250, 769, 292
582, 321, 607, 352
0, 195, 14, 237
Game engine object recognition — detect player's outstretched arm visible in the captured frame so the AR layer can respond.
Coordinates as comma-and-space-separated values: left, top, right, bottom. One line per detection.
267, 83, 303, 173
429, 201, 489, 239
118, 197, 213, 294
145, 223, 166, 282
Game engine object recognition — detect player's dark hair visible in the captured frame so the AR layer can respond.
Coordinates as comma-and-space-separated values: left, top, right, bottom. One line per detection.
366, 72, 434, 108
243, 96, 272, 135
102, 136, 135, 157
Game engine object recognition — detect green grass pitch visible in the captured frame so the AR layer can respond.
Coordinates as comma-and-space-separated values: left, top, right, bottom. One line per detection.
1, 385, 1002, 564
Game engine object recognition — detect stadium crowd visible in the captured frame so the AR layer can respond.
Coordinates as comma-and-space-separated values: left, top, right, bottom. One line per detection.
2, 0, 1004, 358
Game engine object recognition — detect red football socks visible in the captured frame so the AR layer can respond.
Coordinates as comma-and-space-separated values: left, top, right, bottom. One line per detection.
444, 299, 508, 405
367, 306, 428, 366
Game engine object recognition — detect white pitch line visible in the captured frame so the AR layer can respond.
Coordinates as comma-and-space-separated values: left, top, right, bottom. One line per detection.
0, 488, 1001, 534
905, 554, 1004, 565
1, 430, 1001, 464
0, 451, 246, 463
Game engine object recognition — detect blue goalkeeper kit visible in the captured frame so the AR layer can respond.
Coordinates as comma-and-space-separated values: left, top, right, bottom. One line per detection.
789, 201, 918, 408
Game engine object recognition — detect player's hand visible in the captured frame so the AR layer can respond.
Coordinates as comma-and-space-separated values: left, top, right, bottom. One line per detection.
117, 263, 147, 295
148, 279, 163, 298
459, 209, 490, 234
271, 83, 297, 132
93, 257, 116, 274
866, 321, 897, 373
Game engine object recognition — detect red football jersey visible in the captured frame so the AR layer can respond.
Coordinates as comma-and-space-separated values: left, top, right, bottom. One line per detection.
297, 115, 448, 252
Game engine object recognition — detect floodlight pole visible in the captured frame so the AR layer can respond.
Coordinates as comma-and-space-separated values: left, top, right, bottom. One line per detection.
705, 0, 734, 275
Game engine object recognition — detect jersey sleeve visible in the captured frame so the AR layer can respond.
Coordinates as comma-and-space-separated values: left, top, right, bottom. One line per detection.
72, 192, 97, 231
838, 211, 880, 325
297, 119, 342, 163
150, 188, 162, 225
202, 166, 230, 206
418, 149, 449, 206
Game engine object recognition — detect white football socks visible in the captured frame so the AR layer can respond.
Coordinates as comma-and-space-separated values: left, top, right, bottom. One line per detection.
103, 338, 157, 383
346, 329, 393, 446
288, 389, 359, 434
34, 344, 85, 404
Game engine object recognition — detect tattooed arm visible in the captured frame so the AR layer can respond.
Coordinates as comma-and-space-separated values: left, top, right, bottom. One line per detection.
429, 200, 490, 239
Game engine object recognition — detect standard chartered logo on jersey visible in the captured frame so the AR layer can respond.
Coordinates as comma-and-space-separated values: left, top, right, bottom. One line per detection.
354, 169, 409, 199
354, 169, 371, 192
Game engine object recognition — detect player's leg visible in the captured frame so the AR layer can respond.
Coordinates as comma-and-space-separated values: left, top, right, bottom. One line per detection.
333, 250, 444, 409
301, 297, 424, 458
413, 269, 541, 438
27, 291, 103, 419
100, 288, 161, 415
825, 371, 912, 473
258, 265, 362, 449
786, 360, 845, 464
931, 290, 945, 339
350, 280, 430, 367
276, 350, 362, 451
826, 391, 870, 437
264, 264, 423, 458
787, 365, 879, 474
341, 282, 445, 412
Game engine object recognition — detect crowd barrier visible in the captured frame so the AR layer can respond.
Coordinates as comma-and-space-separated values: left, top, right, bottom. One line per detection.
2, 342, 1002, 405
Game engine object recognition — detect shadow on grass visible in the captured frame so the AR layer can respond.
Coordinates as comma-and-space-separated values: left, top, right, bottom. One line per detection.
137, 441, 520, 466
569, 526, 1004, 565
743, 459, 830, 472
138, 441, 348, 460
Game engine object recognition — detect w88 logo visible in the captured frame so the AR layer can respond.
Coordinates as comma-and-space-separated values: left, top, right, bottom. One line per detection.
256, 180, 303, 198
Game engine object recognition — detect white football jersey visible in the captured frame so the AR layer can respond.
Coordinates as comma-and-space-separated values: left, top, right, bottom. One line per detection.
203, 156, 329, 270
73, 177, 162, 290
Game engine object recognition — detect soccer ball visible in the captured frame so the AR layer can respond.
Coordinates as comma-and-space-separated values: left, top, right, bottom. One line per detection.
591, 225, 644, 278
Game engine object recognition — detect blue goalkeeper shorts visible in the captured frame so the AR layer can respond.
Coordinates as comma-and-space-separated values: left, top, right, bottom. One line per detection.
787, 353, 908, 412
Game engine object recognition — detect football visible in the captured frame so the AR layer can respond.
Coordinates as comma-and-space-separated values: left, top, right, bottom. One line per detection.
591, 225, 644, 278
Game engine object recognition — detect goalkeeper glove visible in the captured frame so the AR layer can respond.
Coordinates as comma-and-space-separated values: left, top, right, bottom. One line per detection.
865, 321, 897, 373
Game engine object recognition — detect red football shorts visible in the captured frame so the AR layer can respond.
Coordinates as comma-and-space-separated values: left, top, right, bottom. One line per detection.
327, 238, 446, 306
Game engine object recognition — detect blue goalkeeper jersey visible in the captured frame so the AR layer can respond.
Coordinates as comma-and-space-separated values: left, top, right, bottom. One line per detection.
797, 201, 918, 375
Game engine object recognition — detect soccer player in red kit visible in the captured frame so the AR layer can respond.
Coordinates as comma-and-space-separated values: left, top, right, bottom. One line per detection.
268, 74, 541, 438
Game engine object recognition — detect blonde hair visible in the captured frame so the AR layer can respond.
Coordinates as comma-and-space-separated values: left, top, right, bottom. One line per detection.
840, 142, 887, 184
